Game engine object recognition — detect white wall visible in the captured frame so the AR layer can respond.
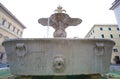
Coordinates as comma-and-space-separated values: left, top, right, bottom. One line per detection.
114, 4, 120, 29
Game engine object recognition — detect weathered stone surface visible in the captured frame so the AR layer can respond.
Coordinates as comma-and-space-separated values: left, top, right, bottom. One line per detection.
38, 6, 82, 37
2, 38, 115, 75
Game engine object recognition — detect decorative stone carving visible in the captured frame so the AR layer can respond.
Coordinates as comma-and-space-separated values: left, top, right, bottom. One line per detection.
16, 43, 27, 57
94, 43, 104, 56
53, 55, 65, 72
54, 5, 66, 13
38, 6, 82, 38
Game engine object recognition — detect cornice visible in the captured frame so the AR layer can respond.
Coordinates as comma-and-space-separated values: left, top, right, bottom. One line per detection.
0, 3, 26, 29
110, 0, 120, 10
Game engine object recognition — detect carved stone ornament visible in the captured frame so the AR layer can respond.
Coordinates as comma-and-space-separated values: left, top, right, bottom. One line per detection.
94, 43, 105, 56
38, 6, 82, 38
16, 43, 27, 57
52, 55, 65, 72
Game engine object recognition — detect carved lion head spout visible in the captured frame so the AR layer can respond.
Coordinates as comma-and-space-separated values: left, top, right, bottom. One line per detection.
38, 6, 82, 38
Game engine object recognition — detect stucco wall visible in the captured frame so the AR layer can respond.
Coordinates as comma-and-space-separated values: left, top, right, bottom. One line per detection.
114, 4, 120, 29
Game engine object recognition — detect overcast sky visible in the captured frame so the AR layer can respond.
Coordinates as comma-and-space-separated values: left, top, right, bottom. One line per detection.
1, 0, 117, 38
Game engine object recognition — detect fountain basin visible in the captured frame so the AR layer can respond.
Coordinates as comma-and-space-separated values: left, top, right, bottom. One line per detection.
2, 38, 115, 76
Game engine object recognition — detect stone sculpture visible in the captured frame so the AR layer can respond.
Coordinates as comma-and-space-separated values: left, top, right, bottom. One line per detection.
38, 6, 82, 37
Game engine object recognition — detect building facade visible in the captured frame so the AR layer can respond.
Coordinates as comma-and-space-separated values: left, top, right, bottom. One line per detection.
85, 24, 120, 64
110, 0, 120, 29
0, 3, 26, 63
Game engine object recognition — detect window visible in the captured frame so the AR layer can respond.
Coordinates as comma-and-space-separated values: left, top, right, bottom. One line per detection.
93, 30, 94, 33
7, 23, 11, 29
101, 34, 104, 38
113, 49, 118, 52
91, 32, 92, 35
108, 28, 111, 31
100, 27, 103, 31
117, 28, 120, 31
17, 29, 19, 34
114, 56, 120, 64
13, 27, 15, 32
1, 18, 6, 26
110, 34, 113, 38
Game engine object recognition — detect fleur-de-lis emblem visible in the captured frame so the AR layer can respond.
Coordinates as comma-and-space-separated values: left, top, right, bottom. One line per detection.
54, 5, 66, 13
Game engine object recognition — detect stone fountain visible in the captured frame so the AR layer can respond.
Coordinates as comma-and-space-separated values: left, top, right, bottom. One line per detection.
2, 6, 115, 79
